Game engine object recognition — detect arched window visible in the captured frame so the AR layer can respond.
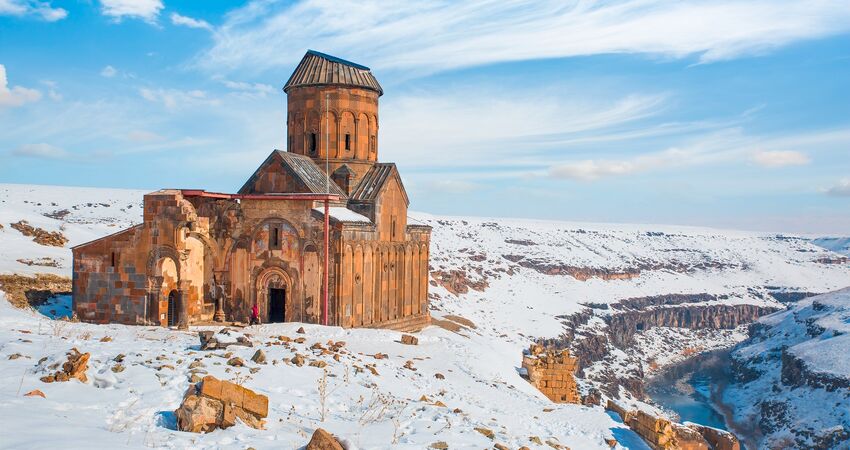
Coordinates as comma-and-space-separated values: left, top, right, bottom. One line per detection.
310, 133, 317, 154
345, 133, 351, 151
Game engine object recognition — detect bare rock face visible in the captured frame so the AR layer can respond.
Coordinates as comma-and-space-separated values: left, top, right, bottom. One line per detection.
605, 303, 776, 347
429, 269, 488, 295
10, 220, 69, 247
686, 424, 741, 450
40, 348, 90, 383
306, 428, 344, 450
175, 375, 268, 433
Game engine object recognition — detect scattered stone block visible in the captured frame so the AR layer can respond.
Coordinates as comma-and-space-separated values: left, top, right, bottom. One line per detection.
251, 350, 266, 364
474, 427, 494, 439
175, 375, 268, 433
401, 334, 418, 345
23, 389, 45, 398
306, 428, 343, 450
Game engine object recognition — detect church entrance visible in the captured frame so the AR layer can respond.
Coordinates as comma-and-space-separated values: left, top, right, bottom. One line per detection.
269, 287, 286, 323
167, 290, 178, 327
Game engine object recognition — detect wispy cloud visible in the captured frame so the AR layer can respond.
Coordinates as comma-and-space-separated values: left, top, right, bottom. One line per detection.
381, 88, 667, 167
200, 0, 850, 75
0, 64, 41, 107
216, 78, 275, 98
548, 128, 849, 181
99, 0, 162, 23
825, 178, 850, 197
751, 150, 810, 168
0, 0, 67, 21
11, 143, 69, 159
139, 87, 219, 110
170, 12, 212, 30
100, 65, 118, 78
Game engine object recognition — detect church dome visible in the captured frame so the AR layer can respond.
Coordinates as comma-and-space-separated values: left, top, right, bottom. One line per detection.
283, 50, 383, 96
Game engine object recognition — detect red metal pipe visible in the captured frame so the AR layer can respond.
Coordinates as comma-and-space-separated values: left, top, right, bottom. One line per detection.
323, 199, 330, 326
180, 189, 341, 202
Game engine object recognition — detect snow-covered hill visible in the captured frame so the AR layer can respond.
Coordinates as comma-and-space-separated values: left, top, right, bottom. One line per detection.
1, 182, 849, 449
725, 288, 850, 449
812, 236, 850, 257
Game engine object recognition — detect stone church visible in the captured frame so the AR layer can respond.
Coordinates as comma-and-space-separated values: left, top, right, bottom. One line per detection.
72, 50, 431, 331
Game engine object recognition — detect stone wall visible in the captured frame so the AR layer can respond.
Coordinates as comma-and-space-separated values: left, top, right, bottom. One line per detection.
607, 400, 741, 450
521, 344, 580, 403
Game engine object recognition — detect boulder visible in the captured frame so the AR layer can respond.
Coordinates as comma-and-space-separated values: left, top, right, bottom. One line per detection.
251, 350, 266, 364
401, 334, 418, 345
227, 357, 245, 367
306, 428, 343, 450
40, 348, 89, 383
175, 375, 268, 433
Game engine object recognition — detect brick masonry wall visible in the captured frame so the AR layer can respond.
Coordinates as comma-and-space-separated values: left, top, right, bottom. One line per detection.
521, 345, 581, 403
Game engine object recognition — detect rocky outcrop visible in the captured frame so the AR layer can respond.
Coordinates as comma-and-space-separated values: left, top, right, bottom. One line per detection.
10, 220, 69, 247
306, 428, 344, 450
429, 269, 488, 295
40, 348, 89, 383
607, 401, 741, 450
606, 304, 776, 347
502, 255, 640, 281
613, 294, 718, 310
0, 274, 71, 309
500, 256, 743, 281
781, 349, 850, 392
175, 375, 268, 432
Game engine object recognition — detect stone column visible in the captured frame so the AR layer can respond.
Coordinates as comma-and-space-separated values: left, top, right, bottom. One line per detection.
177, 288, 189, 330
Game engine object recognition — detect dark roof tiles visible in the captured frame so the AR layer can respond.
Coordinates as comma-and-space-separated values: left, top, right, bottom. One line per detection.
284, 50, 383, 96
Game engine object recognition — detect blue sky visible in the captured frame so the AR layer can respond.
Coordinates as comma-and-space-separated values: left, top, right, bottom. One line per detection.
1, 0, 849, 234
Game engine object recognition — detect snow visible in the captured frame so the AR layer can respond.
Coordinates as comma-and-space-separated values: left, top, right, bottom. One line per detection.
0, 291, 634, 449
312, 206, 372, 224
2, 183, 850, 448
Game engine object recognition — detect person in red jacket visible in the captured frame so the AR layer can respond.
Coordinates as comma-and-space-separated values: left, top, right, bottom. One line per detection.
250, 303, 260, 326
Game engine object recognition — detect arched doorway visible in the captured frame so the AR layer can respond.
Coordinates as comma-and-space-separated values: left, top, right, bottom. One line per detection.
269, 287, 285, 323
255, 267, 292, 324
167, 290, 178, 327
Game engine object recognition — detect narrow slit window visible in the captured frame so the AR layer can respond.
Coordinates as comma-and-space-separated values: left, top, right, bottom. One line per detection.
310, 133, 317, 154
345, 133, 351, 151
391, 216, 396, 239
111, 252, 116, 267
270, 227, 280, 249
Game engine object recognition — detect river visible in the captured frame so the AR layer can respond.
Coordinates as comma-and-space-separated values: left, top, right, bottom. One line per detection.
646, 349, 756, 449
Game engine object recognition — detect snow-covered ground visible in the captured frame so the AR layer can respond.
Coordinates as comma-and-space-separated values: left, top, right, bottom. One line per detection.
0, 292, 646, 449
1, 182, 849, 449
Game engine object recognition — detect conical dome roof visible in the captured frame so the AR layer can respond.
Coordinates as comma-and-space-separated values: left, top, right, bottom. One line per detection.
283, 50, 383, 96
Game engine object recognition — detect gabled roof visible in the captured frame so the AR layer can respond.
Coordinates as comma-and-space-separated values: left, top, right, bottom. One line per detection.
238, 150, 346, 196
349, 163, 409, 205
283, 50, 383, 96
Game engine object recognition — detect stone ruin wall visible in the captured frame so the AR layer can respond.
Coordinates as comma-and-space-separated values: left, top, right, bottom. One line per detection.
521, 344, 581, 404
607, 400, 741, 450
